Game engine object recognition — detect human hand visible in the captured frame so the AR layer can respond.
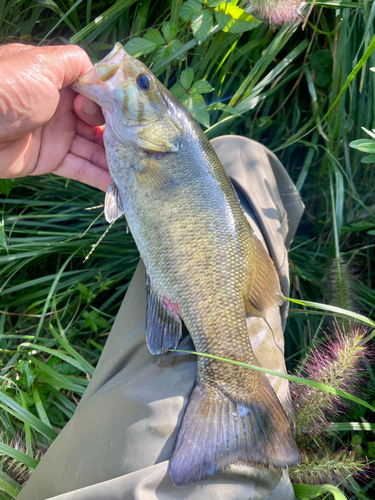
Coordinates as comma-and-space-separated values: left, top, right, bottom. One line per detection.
0, 44, 111, 192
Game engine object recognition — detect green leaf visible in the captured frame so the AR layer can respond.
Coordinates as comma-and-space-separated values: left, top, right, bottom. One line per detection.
0, 470, 21, 498
180, 0, 202, 22
0, 442, 39, 468
21, 342, 91, 375
15, 390, 33, 409
0, 179, 15, 197
143, 28, 165, 46
190, 79, 214, 94
214, 3, 261, 33
153, 39, 184, 68
285, 296, 375, 329
48, 325, 95, 376
77, 282, 96, 303
70, 0, 137, 44
162, 22, 177, 43
181, 68, 195, 90
0, 390, 58, 441
208, 102, 242, 115
35, 251, 77, 339
17, 360, 37, 390
32, 384, 52, 429
185, 94, 210, 128
123, 37, 157, 57
323, 33, 375, 122
96, 316, 110, 328
356, 142, 375, 153
308, 50, 333, 88
153, 45, 167, 67
89, 42, 113, 50
191, 9, 213, 44
349, 138, 373, 149
329, 422, 375, 431
362, 127, 375, 140
38, 0, 84, 46
361, 154, 375, 164
0, 223, 7, 251
169, 82, 189, 101
293, 483, 347, 500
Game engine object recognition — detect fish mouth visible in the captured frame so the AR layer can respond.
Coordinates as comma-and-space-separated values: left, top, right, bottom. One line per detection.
71, 43, 129, 103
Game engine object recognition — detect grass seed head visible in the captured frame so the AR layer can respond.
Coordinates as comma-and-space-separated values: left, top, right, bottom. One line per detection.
245, 0, 302, 27
292, 321, 372, 440
290, 449, 369, 486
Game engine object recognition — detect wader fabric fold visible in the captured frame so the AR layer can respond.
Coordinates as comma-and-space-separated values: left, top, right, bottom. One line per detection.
18, 136, 304, 500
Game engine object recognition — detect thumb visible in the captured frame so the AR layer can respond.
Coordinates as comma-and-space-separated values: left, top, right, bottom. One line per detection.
73, 93, 105, 126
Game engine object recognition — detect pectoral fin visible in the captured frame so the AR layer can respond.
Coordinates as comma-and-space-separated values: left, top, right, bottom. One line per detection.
146, 279, 182, 355
243, 232, 284, 311
105, 181, 125, 223
134, 157, 180, 195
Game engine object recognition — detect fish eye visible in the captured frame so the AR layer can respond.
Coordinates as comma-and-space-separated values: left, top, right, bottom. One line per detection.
136, 73, 151, 90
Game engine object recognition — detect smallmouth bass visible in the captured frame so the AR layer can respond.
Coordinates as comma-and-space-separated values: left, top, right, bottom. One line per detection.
72, 43, 300, 487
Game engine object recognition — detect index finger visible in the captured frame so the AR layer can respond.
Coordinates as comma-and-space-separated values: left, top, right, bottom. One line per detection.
36, 45, 93, 89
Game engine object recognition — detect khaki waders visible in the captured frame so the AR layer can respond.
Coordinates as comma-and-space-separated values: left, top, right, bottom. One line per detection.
18, 136, 304, 500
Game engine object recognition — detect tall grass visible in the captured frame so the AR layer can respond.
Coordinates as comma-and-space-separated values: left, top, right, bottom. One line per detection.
1, 1, 375, 498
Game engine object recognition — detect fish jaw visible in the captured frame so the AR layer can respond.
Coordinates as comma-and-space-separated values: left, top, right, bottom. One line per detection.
70, 43, 127, 111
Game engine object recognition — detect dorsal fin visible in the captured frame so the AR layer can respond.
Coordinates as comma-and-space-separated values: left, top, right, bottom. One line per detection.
243, 232, 284, 312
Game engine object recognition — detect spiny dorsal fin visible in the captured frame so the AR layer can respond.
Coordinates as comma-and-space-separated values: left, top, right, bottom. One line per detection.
146, 278, 182, 355
134, 157, 180, 195
243, 232, 284, 312
104, 181, 125, 223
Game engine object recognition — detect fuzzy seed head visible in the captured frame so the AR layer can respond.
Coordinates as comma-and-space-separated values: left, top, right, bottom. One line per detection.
290, 449, 369, 486
292, 322, 372, 439
245, 0, 302, 27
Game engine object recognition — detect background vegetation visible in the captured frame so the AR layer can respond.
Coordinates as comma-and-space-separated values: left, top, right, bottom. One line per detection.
1, 1, 375, 498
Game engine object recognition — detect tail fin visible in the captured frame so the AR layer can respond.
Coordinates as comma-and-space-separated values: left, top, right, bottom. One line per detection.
170, 375, 300, 487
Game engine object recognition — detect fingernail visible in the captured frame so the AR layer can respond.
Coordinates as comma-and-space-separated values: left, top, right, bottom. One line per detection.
82, 99, 99, 115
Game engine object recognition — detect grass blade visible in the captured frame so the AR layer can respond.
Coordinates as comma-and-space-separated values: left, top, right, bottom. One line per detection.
0, 391, 57, 441
285, 297, 375, 329
293, 483, 347, 500
171, 350, 375, 412
0, 443, 39, 469
70, 0, 137, 44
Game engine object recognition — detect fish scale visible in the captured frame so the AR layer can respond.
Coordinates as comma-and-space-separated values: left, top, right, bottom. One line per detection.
71, 42, 300, 487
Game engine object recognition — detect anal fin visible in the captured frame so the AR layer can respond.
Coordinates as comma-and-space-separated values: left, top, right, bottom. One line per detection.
146, 279, 182, 355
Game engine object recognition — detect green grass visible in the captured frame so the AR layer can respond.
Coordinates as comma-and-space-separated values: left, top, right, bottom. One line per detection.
1, 1, 375, 498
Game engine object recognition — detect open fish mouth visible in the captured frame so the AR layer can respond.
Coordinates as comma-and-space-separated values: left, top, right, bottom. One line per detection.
71, 43, 128, 104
